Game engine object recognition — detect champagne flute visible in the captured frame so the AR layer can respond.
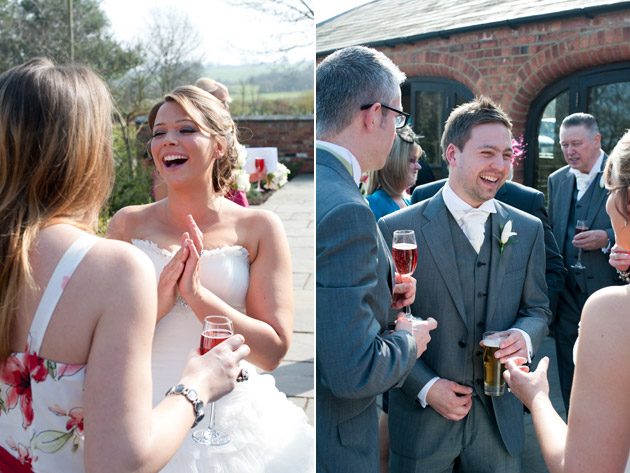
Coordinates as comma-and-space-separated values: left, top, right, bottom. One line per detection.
192, 315, 234, 446
254, 157, 265, 192
571, 220, 588, 270
392, 229, 418, 320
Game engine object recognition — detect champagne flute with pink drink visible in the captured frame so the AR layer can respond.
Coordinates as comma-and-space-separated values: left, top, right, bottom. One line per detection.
392, 230, 418, 321
254, 157, 265, 192
192, 315, 233, 446
571, 220, 588, 270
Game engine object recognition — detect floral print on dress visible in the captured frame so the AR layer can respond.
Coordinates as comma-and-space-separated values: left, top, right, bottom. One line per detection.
0, 347, 49, 429
0, 338, 86, 469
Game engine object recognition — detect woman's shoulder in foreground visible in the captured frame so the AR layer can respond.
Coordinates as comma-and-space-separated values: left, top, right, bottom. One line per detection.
105, 202, 160, 242
581, 285, 630, 334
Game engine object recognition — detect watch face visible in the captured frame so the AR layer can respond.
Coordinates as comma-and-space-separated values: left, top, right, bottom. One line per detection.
186, 389, 198, 402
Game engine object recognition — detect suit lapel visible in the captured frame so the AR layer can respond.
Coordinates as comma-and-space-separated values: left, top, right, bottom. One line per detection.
486, 204, 512, 326
585, 155, 608, 226
556, 170, 575, 249
421, 192, 467, 324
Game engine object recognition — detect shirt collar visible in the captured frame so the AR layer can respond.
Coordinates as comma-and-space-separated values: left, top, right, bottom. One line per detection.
442, 181, 497, 216
316, 140, 363, 186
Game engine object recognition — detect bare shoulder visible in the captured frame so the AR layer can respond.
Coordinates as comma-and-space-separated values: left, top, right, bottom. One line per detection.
105, 202, 159, 242
581, 286, 630, 342
89, 238, 155, 286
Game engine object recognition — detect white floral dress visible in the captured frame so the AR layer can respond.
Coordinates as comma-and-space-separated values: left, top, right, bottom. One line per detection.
0, 236, 97, 473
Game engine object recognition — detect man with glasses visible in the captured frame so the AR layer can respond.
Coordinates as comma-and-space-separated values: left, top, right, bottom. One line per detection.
316, 45, 437, 473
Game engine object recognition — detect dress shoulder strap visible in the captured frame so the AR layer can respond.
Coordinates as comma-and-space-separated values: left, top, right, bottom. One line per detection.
28, 235, 99, 353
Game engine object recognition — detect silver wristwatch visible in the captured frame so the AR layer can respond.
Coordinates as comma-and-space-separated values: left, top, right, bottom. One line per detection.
165, 384, 205, 428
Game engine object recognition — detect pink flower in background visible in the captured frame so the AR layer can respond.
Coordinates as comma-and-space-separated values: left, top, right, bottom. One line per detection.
511, 134, 527, 166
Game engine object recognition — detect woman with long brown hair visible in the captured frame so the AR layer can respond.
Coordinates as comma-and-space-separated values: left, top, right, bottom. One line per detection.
0, 58, 248, 473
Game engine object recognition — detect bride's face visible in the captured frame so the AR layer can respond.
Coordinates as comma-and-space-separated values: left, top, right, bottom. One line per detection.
151, 101, 219, 187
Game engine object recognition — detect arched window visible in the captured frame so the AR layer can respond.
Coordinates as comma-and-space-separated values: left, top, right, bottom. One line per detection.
403, 78, 473, 179
524, 63, 630, 195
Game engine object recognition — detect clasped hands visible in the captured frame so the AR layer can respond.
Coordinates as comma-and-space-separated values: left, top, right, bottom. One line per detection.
157, 214, 204, 319
426, 330, 529, 421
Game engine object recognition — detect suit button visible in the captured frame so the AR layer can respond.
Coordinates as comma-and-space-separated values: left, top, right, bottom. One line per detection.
458, 341, 466, 348
475, 350, 483, 357
477, 322, 485, 328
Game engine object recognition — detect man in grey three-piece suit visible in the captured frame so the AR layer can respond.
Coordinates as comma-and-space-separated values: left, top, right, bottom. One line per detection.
548, 113, 624, 410
315, 46, 437, 473
379, 97, 550, 472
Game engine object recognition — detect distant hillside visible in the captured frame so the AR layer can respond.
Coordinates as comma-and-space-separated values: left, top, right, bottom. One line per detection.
202, 61, 313, 94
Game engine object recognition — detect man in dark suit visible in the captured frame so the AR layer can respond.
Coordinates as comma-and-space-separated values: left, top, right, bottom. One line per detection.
380, 97, 550, 472
315, 45, 437, 473
412, 178, 566, 313
548, 112, 623, 409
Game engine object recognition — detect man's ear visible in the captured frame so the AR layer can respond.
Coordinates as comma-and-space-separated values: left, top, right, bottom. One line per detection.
445, 143, 459, 167
362, 103, 381, 133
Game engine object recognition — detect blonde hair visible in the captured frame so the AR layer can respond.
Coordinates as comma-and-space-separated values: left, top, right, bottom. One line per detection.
195, 77, 229, 97
0, 58, 115, 359
148, 86, 239, 194
604, 129, 630, 219
366, 126, 420, 197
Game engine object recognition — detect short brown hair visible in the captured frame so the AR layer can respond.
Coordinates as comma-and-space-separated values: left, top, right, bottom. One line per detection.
441, 96, 512, 163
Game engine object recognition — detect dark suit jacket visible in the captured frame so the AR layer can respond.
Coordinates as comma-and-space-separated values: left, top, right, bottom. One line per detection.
379, 191, 550, 458
316, 148, 417, 473
412, 179, 566, 313
547, 157, 621, 301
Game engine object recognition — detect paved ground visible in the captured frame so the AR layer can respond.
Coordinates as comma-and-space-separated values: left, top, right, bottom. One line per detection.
255, 174, 314, 426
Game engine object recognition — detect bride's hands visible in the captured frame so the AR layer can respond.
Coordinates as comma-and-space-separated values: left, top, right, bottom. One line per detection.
178, 236, 204, 303
156, 239, 189, 320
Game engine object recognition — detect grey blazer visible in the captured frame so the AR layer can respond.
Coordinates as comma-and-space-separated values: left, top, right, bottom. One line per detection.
316, 148, 417, 473
378, 191, 550, 459
547, 157, 620, 299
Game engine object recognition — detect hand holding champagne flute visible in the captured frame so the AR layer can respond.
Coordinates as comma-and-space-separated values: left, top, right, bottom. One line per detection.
193, 315, 235, 446
392, 229, 418, 320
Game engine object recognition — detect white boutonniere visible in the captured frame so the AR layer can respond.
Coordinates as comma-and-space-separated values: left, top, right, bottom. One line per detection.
495, 220, 518, 265
600, 173, 607, 194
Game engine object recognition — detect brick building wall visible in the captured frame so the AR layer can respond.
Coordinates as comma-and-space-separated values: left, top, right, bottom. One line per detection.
234, 115, 314, 175
323, 7, 630, 182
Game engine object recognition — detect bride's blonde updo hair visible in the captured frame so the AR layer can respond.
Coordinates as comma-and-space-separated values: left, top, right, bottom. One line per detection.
148, 86, 239, 195
0, 58, 114, 359
604, 129, 630, 220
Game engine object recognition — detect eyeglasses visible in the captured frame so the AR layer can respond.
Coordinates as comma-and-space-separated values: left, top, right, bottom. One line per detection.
360, 103, 410, 129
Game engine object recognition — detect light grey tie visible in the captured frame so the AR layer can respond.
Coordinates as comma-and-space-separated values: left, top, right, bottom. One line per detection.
457, 209, 490, 254
569, 169, 593, 200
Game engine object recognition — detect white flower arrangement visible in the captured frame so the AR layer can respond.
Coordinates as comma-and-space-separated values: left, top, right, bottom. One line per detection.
495, 220, 518, 265
233, 168, 251, 192
232, 143, 251, 192
265, 162, 290, 190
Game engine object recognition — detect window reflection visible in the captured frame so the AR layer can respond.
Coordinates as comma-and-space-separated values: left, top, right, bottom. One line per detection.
537, 92, 569, 195
588, 81, 630, 152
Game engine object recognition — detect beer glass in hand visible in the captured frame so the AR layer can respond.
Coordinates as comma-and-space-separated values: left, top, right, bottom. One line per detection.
571, 220, 588, 270
482, 331, 508, 396
392, 229, 418, 320
254, 157, 265, 192
192, 315, 234, 446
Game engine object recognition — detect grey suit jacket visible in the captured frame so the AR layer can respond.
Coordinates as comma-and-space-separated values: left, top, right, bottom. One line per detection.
378, 191, 550, 458
316, 148, 417, 473
412, 179, 566, 314
547, 157, 621, 300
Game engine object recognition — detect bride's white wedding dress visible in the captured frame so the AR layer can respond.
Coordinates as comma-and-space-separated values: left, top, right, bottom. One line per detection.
133, 239, 314, 473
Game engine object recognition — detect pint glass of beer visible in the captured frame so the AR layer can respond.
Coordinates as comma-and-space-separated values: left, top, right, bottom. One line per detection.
482, 331, 508, 396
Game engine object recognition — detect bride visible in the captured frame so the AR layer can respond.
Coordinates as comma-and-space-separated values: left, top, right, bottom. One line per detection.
504, 129, 630, 473
106, 85, 314, 472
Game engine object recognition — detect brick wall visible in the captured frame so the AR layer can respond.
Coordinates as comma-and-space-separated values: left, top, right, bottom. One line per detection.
366, 8, 630, 182
234, 115, 314, 175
